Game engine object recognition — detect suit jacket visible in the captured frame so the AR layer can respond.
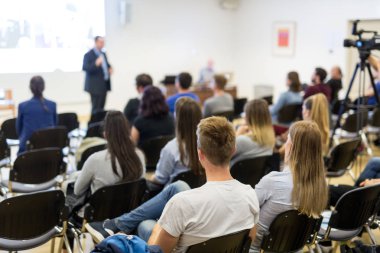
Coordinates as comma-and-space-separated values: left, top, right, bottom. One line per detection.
16, 97, 57, 154
83, 49, 111, 95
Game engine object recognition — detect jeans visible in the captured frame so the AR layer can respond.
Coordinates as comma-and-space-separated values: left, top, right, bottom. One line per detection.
356, 157, 380, 186
113, 181, 190, 241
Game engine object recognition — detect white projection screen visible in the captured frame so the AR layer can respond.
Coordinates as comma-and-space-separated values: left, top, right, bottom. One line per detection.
0, 0, 105, 73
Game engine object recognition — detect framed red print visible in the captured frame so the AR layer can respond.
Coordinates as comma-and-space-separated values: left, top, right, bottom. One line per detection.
273, 22, 296, 56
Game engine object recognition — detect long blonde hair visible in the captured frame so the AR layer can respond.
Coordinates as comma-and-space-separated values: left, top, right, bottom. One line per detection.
244, 99, 275, 148
288, 121, 328, 217
304, 94, 330, 155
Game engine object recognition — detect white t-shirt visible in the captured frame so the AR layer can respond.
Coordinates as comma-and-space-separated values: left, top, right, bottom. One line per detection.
158, 179, 260, 253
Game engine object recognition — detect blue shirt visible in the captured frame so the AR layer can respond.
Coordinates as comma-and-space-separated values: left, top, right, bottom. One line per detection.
270, 90, 303, 120
166, 93, 200, 113
16, 97, 57, 154
367, 82, 380, 105
93, 48, 109, 81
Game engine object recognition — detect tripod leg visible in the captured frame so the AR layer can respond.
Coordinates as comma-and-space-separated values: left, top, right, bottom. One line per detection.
367, 63, 380, 105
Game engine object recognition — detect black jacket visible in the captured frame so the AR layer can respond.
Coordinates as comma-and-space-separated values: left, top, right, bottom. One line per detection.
83, 49, 111, 95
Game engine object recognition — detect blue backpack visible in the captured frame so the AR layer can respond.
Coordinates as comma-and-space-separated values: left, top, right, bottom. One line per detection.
91, 234, 162, 253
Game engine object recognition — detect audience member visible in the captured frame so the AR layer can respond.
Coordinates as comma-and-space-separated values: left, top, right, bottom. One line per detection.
270, 71, 303, 122
166, 73, 200, 113
251, 121, 328, 251
365, 56, 380, 105
326, 66, 343, 104
74, 111, 145, 197
231, 99, 275, 166
304, 67, 331, 102
150, 98, 203, 187
86, 117, 260, 253
123, 74, 153, 123
203, 74, 233, 117
16, 76, 57, 154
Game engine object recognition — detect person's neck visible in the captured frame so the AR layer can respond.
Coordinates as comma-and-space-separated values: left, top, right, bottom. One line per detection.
205, 164, 234, 182
214, 89, 225, 96
178, 88, 190, 94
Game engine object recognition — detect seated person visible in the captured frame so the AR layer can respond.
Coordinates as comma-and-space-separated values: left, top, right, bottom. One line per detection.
74, 111, 145, 198
251, 121, 328, 251
123, 73, 153, 123
365, 56, 380, 105
166, 72, 200, 113
86, 117, 260, 253
231, 99, 275, 166
304, 67, 332, 102
326, 66, 343, 105
131, 86, 175, 146
17, 76, 57, 154
270, 71, 303, 122
203, 74, 233, 117
150, 98, 203, 187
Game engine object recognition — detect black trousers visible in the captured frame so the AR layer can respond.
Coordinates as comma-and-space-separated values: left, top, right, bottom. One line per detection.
90, 92, 107, 114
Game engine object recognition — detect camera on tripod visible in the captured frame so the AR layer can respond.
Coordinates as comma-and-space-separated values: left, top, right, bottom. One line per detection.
343, 20, 380, 52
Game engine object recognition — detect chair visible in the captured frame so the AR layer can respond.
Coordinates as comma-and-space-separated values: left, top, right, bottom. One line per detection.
1, 148, 64, 193
1, 117, 19, 146
0, 130, 10, 168
58, 112, 80, 133
88, 111, 108, 125
277, 103, 302, 124
211, 110, 234, 121
325, 138, 361, 181
261, 95, 273, 105
138, 135, 174, 171
85, 122, 104, 138
260, 210, 322, 253
82, 179, 147, 242
318, 184, 380, 247
172, 171, 206, 189
0, 190, 69, 253
186, 229, 251, 253
27, 126, 69, 150
77, 144, 107, 171
230, 156, 272, 188
233, 98, 247, 119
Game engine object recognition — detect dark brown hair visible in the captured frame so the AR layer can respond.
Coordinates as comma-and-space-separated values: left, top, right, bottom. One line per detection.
213, 74, 227, 89
288, 71, 301, 92
30, 75, 49, 111
136, 73, 153, 88
140, 86, 169, 118
104, 111, 143, 181
175, 98, 203, 175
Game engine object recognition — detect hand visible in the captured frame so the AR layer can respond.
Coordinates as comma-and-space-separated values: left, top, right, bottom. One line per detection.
108, 67, 113, 75
236, 125, 249, 136
95, 56, 103, 66
359, 178, 380, 187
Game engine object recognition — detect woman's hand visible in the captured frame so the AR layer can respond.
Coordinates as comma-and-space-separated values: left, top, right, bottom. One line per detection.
236, 124, 249, 136
359, 178, 380, 187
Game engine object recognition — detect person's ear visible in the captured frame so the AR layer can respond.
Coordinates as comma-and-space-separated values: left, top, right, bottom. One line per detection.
232, 145, 237, 156
198, 149, 204, 161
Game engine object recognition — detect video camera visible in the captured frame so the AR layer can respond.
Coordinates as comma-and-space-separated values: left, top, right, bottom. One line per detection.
343, 20, 380, 52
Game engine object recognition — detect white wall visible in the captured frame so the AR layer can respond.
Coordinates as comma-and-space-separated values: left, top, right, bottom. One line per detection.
233, 0, 380, 101
0, 0, 236, 116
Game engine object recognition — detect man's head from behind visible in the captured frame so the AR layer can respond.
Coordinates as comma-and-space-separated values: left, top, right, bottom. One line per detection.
212, 74, 227, 91
196, 116, 236, 168
135, 73, 153, 93
94, 36, 105, 50
176, 72, 193, 91
312, 67, 327, 85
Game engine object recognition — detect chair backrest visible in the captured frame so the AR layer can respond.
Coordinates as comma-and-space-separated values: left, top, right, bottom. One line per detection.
277, 103, 302, 124
186, 229, 251, 253
370, 108, 380, 127
261, 95, 273, 105
329, 184, 380, 231
172, 171, 206, 189
261, 210, 322, 253
212, 110, 234, 121
233, 98, 247, 118
138, 135, 174, 170
1, 118, 18, 140
11, 148, 64, 184
84, 179, 147, 222
27, 126, 68, 150
331, 99, 350, 115
0, 190, 66, 240
230, 156, 271, 188
58, 112, 79, 132
77, 144, 107, 171
88, 111, 108, 125
85, 122, 104, 138
326, 138, 361, 173
0, 130, 10, 160
341, 110, 368, 133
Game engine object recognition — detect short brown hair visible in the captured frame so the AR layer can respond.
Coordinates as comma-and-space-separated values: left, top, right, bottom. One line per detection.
197, 116, 235, 166
213, 74, 227, 89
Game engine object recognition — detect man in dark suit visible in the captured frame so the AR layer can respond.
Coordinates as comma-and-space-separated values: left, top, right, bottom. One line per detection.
83, 36, 112, 114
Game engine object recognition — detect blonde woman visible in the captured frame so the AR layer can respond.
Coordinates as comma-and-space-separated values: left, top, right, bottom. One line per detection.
251, 121, 328, 251
303, 93, 330, 155
231, 99, 275, 166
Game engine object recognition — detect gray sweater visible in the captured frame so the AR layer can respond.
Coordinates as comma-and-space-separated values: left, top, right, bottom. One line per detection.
74, 149, 146, 195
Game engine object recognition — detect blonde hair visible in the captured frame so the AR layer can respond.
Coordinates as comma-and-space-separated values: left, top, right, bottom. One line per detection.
288, 121, 328, 217
304, 94, 330, 155
244, 99, 275, 148
197, 116, 236, 166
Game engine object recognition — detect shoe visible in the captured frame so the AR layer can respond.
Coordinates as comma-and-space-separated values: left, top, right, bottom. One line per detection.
85, 219, 118, 243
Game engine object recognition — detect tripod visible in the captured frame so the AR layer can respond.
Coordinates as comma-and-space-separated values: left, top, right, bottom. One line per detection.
331, 50, 380, 154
